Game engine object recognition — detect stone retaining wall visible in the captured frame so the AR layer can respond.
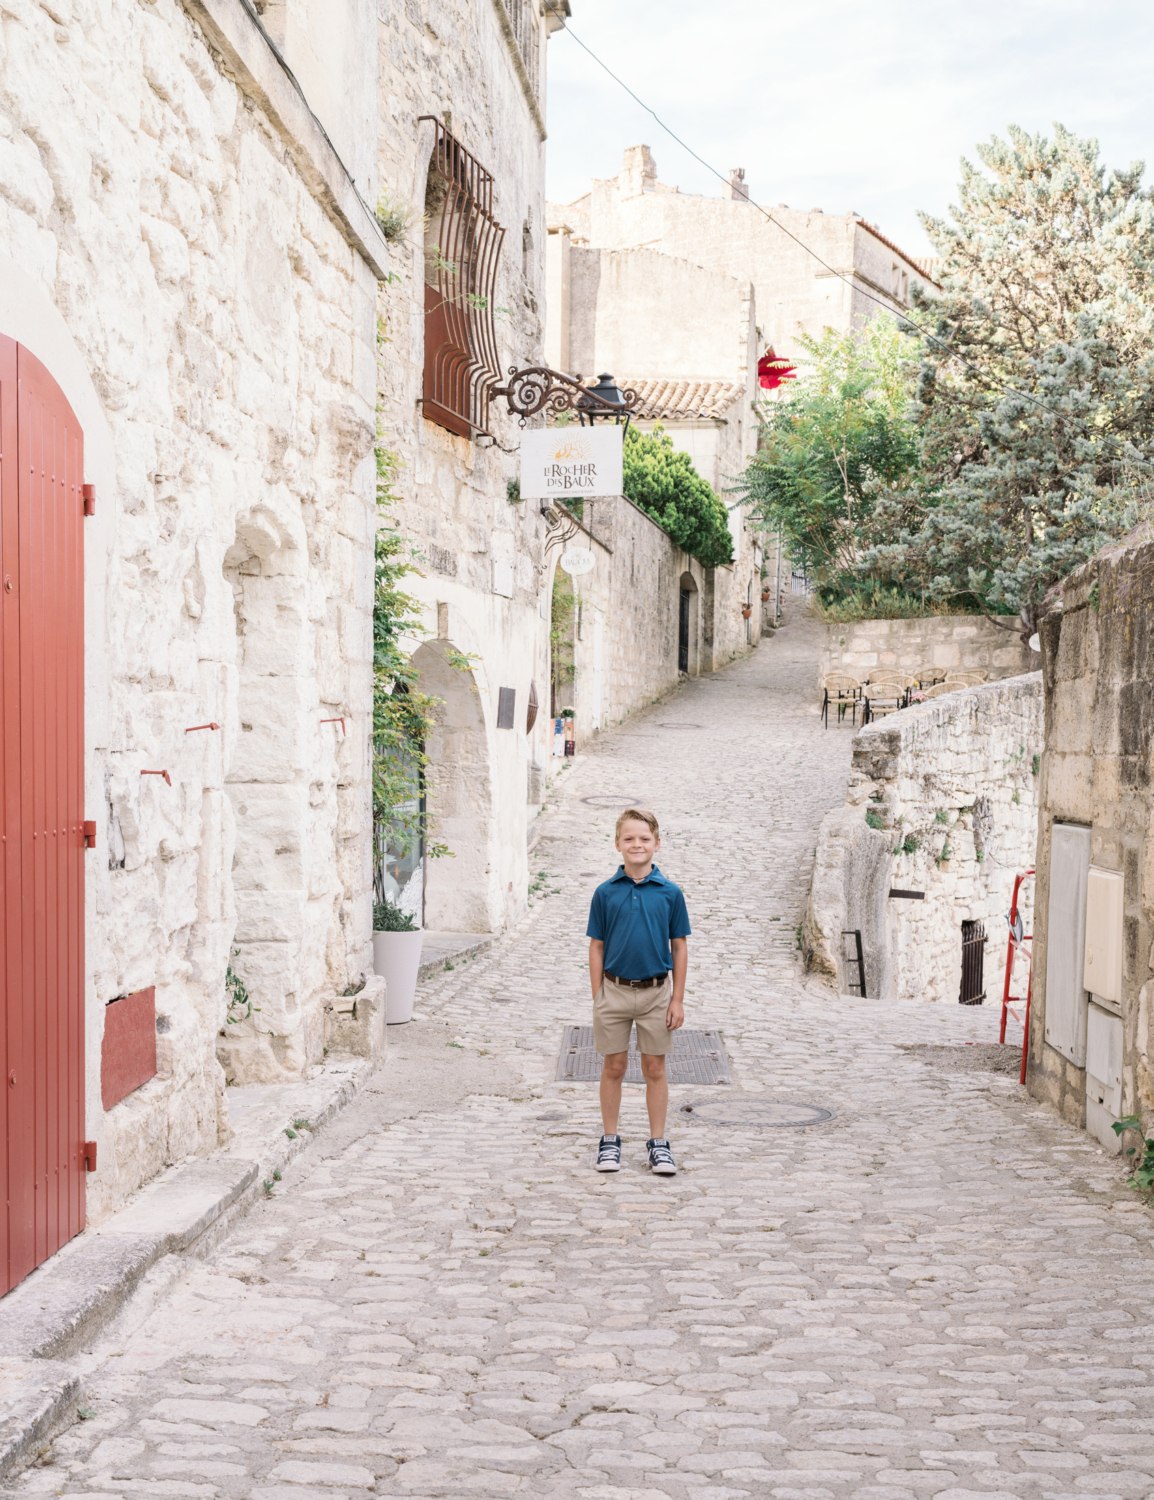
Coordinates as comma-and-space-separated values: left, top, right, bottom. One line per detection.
806, 674, 1043, 1002
820, 614, 1035, 683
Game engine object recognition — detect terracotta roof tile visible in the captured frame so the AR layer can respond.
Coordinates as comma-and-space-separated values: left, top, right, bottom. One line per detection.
615, 377, 743, 423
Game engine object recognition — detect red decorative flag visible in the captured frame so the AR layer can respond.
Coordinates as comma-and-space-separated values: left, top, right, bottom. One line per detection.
758, 346, 797, 390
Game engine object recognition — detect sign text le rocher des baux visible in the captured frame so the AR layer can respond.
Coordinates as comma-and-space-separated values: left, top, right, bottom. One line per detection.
519, 426, 623, 501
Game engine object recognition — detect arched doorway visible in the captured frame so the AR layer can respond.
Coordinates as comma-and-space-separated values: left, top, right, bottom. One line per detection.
678, 571, 699, 676
412, 640, 495, 933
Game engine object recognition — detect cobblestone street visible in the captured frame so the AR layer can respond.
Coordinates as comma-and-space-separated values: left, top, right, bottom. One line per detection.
12, 607, 1154, 1500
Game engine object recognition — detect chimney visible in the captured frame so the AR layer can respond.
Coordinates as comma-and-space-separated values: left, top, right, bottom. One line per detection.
728, 168, 749, 203
620, 145, 658, 199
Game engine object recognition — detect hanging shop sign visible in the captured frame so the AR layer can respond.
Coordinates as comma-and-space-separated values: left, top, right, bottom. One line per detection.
559, 547, 595, 576
520, 426, 623, 500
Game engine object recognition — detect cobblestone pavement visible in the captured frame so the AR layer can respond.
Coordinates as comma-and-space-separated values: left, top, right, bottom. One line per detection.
14, 606, 1154, 1500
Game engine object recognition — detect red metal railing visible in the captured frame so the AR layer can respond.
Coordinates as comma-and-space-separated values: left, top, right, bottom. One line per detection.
1000, 869, 1035, 1085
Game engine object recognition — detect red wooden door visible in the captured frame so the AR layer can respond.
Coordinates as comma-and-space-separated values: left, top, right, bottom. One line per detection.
0, 335, 85, 1294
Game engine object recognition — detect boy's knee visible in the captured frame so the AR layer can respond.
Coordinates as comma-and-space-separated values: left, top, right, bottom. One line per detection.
640, 1053, 667, 1081
601, 1053, 628, 1080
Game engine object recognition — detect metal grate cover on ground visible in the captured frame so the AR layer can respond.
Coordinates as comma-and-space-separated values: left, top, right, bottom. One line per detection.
556, 1025, 732, 1084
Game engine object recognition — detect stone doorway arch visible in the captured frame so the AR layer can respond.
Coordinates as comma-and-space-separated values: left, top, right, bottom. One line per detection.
678, 571, 699, 676
219, 504, 338, 1084
412, 640, 495, 933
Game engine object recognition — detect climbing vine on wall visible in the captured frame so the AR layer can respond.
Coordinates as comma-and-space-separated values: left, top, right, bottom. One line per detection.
372, 439, 445, 860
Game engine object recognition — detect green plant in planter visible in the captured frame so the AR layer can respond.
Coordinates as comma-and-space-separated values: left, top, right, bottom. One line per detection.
373, 900, 418, 933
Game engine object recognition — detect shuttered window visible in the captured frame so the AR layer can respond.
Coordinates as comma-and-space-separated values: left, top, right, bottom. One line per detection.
420, 118, 506, 440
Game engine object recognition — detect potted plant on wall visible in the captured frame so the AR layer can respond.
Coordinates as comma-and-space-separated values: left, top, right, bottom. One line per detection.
373, 900, 423, 1025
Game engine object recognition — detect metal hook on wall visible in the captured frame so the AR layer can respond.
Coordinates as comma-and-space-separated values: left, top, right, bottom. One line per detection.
184, 723, 220, 733
321, 717, 347, 737
140, 770, 172, 786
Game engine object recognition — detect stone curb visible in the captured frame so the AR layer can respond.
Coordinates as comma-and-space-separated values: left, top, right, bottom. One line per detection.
417, 935, 493, 982
0, 1052, 378, 1478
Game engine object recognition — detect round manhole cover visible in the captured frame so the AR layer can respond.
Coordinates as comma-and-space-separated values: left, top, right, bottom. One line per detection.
680, 1098, 834, 1128
657, 723, 702, 730
581, 795, 643, 807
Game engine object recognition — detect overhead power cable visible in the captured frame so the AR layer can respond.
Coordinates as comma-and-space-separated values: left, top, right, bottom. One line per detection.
542, 1, 1068, 422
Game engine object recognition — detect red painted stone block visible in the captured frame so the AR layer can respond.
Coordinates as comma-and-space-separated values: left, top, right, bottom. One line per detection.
101, 987, 157, 1111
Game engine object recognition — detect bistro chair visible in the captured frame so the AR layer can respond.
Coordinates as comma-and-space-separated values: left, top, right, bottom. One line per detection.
821, 672, 862, 729
919, 681, 956, 699
862, 679, 905, 724
867, 670, 915, 710
914, 665, 947, 687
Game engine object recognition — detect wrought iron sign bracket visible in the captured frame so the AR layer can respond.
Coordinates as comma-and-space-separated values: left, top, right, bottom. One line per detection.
492, 367, 638, 432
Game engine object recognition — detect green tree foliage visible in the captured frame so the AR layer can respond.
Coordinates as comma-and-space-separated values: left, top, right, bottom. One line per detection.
866, 125, 1154, 632
732, 318, 918, 605
623, 425, 733, 568
372, 442, 442, 860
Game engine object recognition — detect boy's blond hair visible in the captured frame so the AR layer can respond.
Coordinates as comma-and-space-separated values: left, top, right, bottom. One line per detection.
615, 807, 659, 839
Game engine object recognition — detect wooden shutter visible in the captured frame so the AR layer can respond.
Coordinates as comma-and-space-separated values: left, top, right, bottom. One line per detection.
0, 336, 86, 1294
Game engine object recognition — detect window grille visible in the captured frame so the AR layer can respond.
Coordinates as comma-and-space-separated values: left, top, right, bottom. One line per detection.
500, 0, 540, 96
420, 117, 506, 439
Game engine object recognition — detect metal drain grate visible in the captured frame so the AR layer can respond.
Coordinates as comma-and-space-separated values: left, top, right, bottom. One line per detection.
679, 1098, 834, 1128
556, 1026, 731, 1084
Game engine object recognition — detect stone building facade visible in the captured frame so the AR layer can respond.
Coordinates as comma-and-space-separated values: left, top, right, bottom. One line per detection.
807, 676, 1043, 1002
548, 144, 937, 371
1027, 533, 1154, 1153
548, 491, 758, 753
0, 0, 389, 1238
370, 0, 569, 937
544, 231, 762, 558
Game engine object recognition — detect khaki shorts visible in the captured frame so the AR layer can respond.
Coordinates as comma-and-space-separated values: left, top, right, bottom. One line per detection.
593, 973, 674, 1056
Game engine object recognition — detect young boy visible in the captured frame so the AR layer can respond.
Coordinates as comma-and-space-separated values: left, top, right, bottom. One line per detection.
586, 808, 690, 1175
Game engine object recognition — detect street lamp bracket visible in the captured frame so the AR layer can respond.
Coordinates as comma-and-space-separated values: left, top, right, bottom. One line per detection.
493, 367, 639, 432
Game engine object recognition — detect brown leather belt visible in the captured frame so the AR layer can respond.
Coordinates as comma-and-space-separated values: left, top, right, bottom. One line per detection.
605, 972, 667, 989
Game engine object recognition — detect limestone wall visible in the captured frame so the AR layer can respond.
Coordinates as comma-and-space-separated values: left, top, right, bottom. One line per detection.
372, 0, 561, 935
1027, 534, 1154, 1146
566, 245, 748, 382
551, 494, 758, 752
806, 675, 1043, 1003
0, 0, 385, 1219
548, 145, 929, 368
821, 614, 1035, 683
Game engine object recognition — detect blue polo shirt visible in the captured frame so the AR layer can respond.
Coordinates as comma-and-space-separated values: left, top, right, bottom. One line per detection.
586, 865, 691, 981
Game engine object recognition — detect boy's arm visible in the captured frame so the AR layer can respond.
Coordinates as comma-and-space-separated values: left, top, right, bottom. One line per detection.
589, 939, 605, 998
667, 936, 687, 1031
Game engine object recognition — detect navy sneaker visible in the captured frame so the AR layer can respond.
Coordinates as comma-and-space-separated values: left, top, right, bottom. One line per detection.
595, 1134, 622, 1172
647, 1138, 677, 1175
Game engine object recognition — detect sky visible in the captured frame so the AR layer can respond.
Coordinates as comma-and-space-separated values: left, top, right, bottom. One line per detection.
544, 0, 1154, 259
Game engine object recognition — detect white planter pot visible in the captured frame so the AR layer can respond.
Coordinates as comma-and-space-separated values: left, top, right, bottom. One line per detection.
372, 930, 424, 1024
